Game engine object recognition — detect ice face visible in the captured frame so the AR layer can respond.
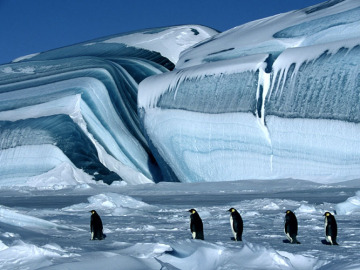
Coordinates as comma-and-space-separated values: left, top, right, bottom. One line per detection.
0, 25, 217, 186
139, 0, 360, 183
0, 58, 158, 185
1, 1, 360, 185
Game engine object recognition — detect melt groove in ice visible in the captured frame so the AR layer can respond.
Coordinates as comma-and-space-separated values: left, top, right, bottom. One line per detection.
138, 0, 360, 183
0, 25, 217, 186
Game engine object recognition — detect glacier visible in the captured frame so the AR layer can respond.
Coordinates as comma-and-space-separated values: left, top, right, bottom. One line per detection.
0, 25, 217, 186
1, 0, 360, 186
139, 0, 360, 183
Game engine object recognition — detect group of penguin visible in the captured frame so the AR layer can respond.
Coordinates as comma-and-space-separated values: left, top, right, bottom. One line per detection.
90, 208, 338, 245
284, 210, 338, 245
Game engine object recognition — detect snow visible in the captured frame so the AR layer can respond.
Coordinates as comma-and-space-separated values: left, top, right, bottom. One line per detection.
335, 191, 360, 215
12, 53, 40, 63
0, 178, 359, 269
102, 25, 218, 64
176, 0, 360, 68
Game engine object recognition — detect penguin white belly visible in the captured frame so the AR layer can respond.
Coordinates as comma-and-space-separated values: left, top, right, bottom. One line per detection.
230, 216, 237, 240
285, 232, 293, 243
324, 217, 330, 243
326, 235, 333, 244
324, 217, 333, 244
192, 232, 196, 239
91, 232, 94, 240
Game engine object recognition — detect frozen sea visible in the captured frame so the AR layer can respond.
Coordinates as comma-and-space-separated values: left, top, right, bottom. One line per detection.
0, 178, 360, 269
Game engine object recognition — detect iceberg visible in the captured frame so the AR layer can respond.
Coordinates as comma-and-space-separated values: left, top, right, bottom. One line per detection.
0, 25, 217, 186
139, 0, 360, 183
1, 0, 360, 185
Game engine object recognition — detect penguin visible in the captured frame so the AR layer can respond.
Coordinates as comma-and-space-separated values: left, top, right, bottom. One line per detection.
90, 210, 104, 240
324, 211, 338, 245
284, 210, 300, 244
188, 209, 204, 240
228, 208, 243, 241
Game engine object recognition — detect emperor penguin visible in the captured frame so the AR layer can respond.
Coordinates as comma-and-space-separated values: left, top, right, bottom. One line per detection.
324, 211, 338, 245
284, 210, 300, 244
228, 208, 243, 241
188, 209, 204, 240
90, 210, 104, 240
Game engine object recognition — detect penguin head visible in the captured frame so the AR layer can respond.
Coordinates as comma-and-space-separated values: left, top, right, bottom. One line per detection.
228, 208, 237, 213
324, 211, 332, 217
285, 210, 293, 214
188, 209, 197, 214
90, 210, 97, 215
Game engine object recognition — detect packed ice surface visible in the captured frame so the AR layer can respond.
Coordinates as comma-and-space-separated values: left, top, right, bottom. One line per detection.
0, 25, 217, 185
139, 0, 360, 183
0, 178, 360, 269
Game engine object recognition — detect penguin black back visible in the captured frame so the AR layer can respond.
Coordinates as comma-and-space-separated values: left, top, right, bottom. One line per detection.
90, 210, 104, 240
324, 212, 338, 245
188, 209, 204, 240
228, 208, 243, 241
284, 210, 300, 244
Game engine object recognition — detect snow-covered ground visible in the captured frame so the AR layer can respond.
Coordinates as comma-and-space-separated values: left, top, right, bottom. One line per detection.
0, 179, 359, 269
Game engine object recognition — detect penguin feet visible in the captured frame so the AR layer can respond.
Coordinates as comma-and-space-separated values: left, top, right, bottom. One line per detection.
283, 239, 300, 244
321, 240, 338, 245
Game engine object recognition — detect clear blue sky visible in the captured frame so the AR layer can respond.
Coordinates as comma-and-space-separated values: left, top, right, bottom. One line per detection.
0, 0, 326, 64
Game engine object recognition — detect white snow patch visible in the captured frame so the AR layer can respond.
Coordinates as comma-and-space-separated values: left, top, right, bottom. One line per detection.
63, 193, 155, 215
12, 53, 40, 63
102, 25, 217, 64
296, 204, 317, 213
336, 191, 360, 215
0, 205, 67, 232
24, 163, 93, 190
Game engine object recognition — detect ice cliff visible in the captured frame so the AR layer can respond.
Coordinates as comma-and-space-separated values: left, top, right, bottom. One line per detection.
138, 0, 360, 183
0, 26, 217, 185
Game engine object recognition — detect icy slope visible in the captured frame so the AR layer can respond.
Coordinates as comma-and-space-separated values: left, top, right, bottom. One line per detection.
139, 0, 360, 183
0, 25, 217, 186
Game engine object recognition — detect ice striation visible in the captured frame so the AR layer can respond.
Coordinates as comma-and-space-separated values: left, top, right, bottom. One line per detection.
0, 25, 217, 186
1, 1, 360, 186
139, 0, 360, 183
